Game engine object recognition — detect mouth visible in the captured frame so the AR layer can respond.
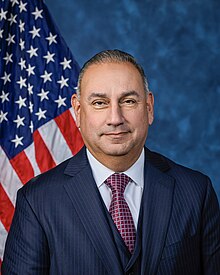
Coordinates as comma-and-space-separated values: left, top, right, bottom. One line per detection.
106, 132, 127, 135
103, 132, 129, 138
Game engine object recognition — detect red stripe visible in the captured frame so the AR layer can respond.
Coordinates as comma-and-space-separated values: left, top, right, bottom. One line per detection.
0, 183, 15, 232
55, 109, 84, 155
10, 151, 34, 184
33, 130, 56, 173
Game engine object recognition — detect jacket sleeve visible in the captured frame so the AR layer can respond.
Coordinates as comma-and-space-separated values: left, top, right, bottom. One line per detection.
2, 188, 50, 274
202, 177, 220, 274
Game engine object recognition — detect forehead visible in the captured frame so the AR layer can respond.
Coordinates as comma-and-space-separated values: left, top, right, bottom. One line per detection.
80, 62, 144, 92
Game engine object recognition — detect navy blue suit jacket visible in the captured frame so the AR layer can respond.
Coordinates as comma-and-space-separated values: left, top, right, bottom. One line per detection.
2, 147, 220, 274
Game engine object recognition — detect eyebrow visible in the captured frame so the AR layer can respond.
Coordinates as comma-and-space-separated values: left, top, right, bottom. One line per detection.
87, 93, 108, 101
87, 90, 140, 101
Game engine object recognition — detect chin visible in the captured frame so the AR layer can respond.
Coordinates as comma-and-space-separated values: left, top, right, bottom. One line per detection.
102, 145, 131, 157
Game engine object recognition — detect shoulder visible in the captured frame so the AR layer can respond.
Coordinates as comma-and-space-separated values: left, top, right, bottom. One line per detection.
145, 147, 208, 179
145, 148, 220, 225
19, 157, 71, 198
20, 146, 88, 197
145, 147, 213, 201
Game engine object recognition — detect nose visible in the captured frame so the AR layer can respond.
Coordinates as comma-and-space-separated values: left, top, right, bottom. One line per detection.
106, 103, 124, 126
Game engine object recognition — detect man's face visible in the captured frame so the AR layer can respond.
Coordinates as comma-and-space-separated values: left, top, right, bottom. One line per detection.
72, 62, 154, 170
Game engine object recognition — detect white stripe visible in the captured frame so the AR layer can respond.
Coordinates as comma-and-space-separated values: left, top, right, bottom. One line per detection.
0, 147, 23, 206
24, 142, 41, 177
38, 119, 72, 164
0, 221, 8, 260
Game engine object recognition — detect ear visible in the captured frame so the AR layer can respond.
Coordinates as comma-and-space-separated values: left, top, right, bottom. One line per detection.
71, 94, 81, 128
146, 92, 154, 125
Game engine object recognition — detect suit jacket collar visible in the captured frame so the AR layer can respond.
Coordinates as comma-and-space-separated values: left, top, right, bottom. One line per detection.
64, 146, 175, 274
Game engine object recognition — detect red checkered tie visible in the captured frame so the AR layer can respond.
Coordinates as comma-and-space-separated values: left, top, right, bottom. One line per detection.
105, 173, 136, 253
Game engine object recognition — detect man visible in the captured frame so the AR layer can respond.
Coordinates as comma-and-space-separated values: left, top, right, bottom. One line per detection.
2, 50, 220, 274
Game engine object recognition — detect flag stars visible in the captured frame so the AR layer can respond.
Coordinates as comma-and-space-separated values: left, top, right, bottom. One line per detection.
15, 95, 26, 109
16, 76, 27, 89
29, 101, 34, 113
10, 0, 19, 7
32, 7, 43, 20
29, 121, 34, 133
0, 29, 4, 38
0, 110, 8, 123
3, 52, 13, 65
55, 95, 66, 108
18, 57, 26, 70
40, 70, 52, 83
19, 1, 27, 13
46, 32, 57, 45
57, 76, 69, 89
19, 38, 25, 50
27, 45, 38, 58
8, 13, 17, 25
13, 114, 25, 128
6, 34, 15, 45
29, 26, 41, 39
0, 91, 9, 103
35, 108, 47, 120
43, 51, 55, 64
0, 8, 7, 21
26, 64, 35, 76
11, 134, 24, 148
60, 57, 72, 70
27, 83, 34, 95
19, 20, 25, 32
1, 72, 11, 85
37, 88, 49, 101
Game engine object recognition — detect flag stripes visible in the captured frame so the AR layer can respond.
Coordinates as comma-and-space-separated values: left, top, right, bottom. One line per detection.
24, 143, 41, 176
55, 108, 83, 156
38, 113, 72, 164
33, 130, 57, 173
0, 183, 14, 232
0, 222, 8, 261
0, 108, 83, 262
10, 151, 34, 184
0, 150, 23, 205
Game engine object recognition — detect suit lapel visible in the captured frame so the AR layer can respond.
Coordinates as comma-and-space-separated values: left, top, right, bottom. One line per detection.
63, 147, 123, 275
140, 149, 175, 274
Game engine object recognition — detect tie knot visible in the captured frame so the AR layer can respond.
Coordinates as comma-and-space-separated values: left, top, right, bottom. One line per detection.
105, 173, 130, 194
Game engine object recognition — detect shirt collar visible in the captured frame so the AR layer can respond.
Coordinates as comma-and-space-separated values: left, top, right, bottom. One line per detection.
86, 148, 145, 189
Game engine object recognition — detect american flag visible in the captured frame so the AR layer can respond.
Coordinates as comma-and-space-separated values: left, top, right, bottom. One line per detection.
0, 0, 84, 264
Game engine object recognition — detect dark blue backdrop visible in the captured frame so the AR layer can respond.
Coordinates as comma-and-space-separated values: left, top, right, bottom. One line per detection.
46, 0, 220, 201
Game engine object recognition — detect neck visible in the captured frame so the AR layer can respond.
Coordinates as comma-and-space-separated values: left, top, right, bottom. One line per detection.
89, 150, 143, 172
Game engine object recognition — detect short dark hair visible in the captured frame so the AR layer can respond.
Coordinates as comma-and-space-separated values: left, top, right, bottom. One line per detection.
76, 49, 149, 97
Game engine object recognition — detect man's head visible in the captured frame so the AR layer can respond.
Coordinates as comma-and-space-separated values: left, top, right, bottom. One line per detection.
72, 49, 154, 171
76, 50, 150, 97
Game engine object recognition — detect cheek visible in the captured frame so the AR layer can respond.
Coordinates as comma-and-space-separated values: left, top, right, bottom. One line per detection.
80, 112, 101, 134
133, 113, 149, 137
129, 110, 148, 126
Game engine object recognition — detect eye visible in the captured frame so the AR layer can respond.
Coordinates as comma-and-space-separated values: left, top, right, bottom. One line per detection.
92, 100, 108, 108
121, 98, 137, 106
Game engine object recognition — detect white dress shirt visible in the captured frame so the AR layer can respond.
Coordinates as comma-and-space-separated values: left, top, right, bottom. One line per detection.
86, 148, 145, 229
